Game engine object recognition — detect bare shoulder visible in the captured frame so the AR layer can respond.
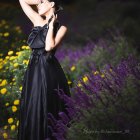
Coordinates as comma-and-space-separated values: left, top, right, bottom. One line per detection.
58, 25, 68, 35
60, 25, 67, 31
54, 24, 68, 47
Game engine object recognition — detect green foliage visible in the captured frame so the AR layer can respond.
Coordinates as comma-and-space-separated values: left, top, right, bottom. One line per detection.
0, 47, 31, 138
0, 19, 27, 58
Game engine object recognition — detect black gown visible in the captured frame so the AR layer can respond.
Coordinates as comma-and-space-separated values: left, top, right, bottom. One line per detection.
17, 21, 71, 140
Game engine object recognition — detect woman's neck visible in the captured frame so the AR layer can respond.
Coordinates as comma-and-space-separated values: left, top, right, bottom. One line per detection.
44, 9, 55, 23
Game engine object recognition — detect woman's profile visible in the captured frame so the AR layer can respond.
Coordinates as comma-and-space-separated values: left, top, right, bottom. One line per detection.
17, 0, 71, 139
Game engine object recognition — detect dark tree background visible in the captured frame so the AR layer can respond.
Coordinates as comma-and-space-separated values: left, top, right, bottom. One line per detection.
0, 0, 140, 46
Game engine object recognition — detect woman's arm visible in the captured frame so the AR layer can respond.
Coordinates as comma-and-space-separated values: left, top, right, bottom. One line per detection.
45, 25, 67, 51
45, 13, 67, 51
23, 0, 40, 5
19, 0, 43, 24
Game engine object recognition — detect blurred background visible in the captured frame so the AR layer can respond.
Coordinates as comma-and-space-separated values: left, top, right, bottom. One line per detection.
0, 0, 140, 139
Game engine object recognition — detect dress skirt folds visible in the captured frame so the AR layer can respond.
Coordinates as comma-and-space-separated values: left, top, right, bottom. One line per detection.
17, 21, 71, 140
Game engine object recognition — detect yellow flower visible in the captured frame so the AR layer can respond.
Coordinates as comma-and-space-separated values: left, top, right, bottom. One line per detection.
19, 86, 22, 91
5, 102, 9, 106
3, 125, 8, 129
3, 132, 8, 139
22, 45, 27, 49
93, 70, 99, 75
17, 52, 22, 56
16, 120, 19, 126
14, 99, 20, 105
0, 79, 8, 86
13, 82, 16, 85
9, 56, 16, 60
67, 80, 72, 85
26, 46, 30, 49
109, 68, 112, 72
11, 125, 16, 131
3, 32, 9, 37
16, 51, 22, 56
12, 105, 17, 112
4, 61, 7, 65
82, 76, 88, 83
70, 65, 76, 71
0, 88, 7, 94
77, 83, 82, 87
26, 60, 29, 65
23, 60, 29, 65
8, 118, 14, 124
16, 52, 19, 55
5, 56, 10, 60
8, 51, 13, 55
0, 65, 3, 69
13, 63, 19, 68
101, 74, 105, 78
12, 78, 15, 81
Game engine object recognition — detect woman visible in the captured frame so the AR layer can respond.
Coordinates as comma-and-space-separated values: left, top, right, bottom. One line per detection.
17, 0, 71, 139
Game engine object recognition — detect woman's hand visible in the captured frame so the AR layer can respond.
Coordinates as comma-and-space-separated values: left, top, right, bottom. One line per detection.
48, 13, 58, 28
36, 0, 42, 5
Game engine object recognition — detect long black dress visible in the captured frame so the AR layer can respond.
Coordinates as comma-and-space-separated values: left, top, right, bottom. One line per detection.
17, 21, 71, 140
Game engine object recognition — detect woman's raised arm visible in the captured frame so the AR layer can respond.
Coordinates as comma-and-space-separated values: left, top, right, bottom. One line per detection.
19, 0, 43, 24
